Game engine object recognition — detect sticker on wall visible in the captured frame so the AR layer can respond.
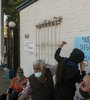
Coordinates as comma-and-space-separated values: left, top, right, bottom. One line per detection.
25, 34, 29, 39
75, 36, 90, 61
24, 41, 34, 53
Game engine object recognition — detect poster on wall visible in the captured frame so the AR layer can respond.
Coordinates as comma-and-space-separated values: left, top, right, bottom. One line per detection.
75, 36, 90, 61
74, 36, 90, 100
24, 41, 34, 53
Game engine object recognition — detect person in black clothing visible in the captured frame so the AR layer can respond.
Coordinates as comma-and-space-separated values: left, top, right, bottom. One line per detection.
54, 41, 86, 100
28, 59, 54, 100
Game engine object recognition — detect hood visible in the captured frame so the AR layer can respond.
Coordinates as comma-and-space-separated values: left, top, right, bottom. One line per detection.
69, 48, 85, 64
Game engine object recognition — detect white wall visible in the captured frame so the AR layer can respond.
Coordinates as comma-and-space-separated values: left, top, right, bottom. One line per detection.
20, 0, 90, 77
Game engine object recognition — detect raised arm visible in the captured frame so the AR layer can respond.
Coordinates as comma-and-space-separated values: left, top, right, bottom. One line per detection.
54, 41, 67, 63
80, 61, 86, 78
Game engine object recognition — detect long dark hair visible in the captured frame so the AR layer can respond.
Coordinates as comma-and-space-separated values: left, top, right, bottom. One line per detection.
56, 60, 66, 86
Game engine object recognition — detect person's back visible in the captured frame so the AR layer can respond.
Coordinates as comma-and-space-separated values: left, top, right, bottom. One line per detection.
55, 61, 83, 100
54, 41, 86, 100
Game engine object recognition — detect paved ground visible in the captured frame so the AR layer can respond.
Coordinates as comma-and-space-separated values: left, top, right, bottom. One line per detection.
0, 70, 11, 96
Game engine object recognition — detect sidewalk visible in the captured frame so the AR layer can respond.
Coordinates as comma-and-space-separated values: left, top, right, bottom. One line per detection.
0, 70, 11, 95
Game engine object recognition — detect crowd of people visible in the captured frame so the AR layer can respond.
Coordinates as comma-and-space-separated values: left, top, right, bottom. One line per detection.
6, 41, 90, 100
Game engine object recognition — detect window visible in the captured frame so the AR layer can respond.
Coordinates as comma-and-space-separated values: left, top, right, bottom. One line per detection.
36, 17, 62, 65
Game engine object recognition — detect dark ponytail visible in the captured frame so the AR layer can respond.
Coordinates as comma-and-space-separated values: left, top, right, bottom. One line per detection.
56, 60, 66, 86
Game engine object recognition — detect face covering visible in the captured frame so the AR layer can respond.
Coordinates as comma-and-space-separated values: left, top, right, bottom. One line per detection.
79, 88, 90, 99
17, 75, 24, 82
34, 72, 42, 78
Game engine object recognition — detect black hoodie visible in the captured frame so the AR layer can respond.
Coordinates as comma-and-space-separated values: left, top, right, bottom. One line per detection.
54, 48, 86, 100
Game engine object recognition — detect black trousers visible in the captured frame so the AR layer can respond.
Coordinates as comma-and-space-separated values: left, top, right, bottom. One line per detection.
10, 92, 20, 100
0, 94, 6, 100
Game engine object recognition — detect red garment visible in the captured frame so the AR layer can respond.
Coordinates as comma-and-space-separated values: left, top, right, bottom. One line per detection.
7, 76, 27, 96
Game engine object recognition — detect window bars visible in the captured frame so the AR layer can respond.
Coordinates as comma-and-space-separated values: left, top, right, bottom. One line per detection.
35, 17, 62, 65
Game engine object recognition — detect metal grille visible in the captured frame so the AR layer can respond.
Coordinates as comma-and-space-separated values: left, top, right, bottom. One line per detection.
36, 17, 62, 65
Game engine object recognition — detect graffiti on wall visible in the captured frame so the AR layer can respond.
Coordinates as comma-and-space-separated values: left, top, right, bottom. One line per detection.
75, 36, 90, 61
74, 36, 90, 100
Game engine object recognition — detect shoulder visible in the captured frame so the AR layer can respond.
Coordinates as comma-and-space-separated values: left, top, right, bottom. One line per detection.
11, 77, 17, 83
12, 76, 17, 81
45, 68, 52, 76
66, 65, 80, 76
46, 68, 50, 71
46, 68, 51, 73
28, 74, 34, 81
23, 76, 28, 80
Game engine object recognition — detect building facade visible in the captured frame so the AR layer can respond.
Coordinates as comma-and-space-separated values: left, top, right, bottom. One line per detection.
17, 0, 90, 77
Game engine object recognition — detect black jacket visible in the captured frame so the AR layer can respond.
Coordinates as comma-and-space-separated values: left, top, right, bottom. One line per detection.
28, 68, 54, 100
54, 48, 86, 100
